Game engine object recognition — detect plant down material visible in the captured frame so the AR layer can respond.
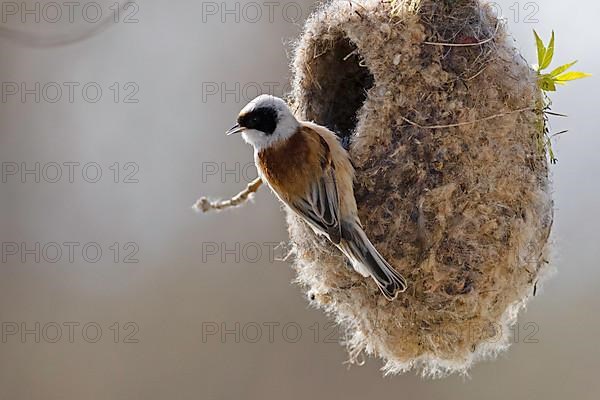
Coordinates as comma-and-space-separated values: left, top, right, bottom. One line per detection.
287, 0, 553, 376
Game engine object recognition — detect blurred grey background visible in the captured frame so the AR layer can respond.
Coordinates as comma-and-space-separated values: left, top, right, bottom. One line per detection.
0, 0, 598, 399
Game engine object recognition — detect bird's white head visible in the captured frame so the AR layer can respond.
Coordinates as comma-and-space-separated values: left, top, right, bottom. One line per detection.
226, 95, 300, 150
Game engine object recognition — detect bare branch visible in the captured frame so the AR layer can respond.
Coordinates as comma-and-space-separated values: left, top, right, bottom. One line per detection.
193, 178, 263, 213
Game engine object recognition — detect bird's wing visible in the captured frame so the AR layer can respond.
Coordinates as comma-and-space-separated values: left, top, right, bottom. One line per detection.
288, 132, 342, 244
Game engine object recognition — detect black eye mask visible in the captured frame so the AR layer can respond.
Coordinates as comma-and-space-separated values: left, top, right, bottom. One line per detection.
238, 107, 279, 135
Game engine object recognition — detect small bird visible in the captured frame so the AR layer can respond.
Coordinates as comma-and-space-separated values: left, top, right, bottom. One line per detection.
226, 95, 407, 300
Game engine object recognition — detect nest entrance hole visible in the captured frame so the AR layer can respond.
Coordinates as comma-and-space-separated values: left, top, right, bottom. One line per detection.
303, 36, 374, 147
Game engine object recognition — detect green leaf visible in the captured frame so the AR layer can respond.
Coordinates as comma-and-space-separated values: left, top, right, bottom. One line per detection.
554, 71, 592, 82
550, 130, 569, 138
539, 75, 557, 91
533, 30, 546, 70
540, 81, 556, 92
540, 31, 555, 70
545, 111, 567, 117
549, 60, 577, 77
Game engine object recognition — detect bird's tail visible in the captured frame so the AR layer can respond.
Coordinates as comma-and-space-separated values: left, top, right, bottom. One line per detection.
338, 221, 407, 300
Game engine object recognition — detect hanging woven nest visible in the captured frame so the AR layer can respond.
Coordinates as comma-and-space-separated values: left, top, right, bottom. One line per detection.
287, 0, 553, 376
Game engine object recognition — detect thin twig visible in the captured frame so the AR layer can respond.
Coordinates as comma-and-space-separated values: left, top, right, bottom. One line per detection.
464, 64, 488, 81
194, 178, 263, 213
423, 22, 500, 47
399, 107, 534, 130
343, 49, 359, 61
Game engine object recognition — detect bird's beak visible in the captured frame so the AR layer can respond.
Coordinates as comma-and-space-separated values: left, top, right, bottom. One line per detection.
226, 124, 244, 136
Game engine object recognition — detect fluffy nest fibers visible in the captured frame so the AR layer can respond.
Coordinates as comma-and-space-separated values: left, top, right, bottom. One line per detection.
287, 0, 553, 376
